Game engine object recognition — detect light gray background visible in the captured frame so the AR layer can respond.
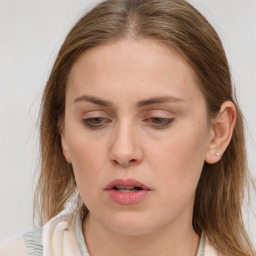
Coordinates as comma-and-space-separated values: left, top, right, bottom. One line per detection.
0, 0, 255, 245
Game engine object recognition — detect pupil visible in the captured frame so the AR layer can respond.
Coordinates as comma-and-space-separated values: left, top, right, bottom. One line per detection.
153, 118, 162, 123
93, 118, 101, 123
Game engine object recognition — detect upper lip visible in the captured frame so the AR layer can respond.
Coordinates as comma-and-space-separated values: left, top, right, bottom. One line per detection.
105, 179, 151, 190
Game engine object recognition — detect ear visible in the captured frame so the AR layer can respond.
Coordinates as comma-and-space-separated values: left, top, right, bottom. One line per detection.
205, 101, 236, 164
59, 119, 72, 163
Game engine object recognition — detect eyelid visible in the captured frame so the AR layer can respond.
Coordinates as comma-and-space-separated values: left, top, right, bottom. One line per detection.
82, 110, 110, 118
143, 109, 175, 118
143, 117, 174, 127
82, 117, 111, 129
142, 110, 175, 129
80, 109, 175, 130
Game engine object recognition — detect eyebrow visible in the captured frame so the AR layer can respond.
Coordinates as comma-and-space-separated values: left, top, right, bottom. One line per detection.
73, 95, 185, 107
136, 96, 185, 107
74, 95, 112, 106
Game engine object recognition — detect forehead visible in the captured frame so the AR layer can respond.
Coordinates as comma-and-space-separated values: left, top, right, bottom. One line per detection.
66, 39, 204, 106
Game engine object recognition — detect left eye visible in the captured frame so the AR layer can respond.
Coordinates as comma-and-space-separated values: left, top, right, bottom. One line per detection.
144, 117, 174, 128
82, 117, 110, 129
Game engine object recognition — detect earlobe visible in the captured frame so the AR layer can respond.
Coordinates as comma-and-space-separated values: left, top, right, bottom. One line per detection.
60, 131, 72, 163
205, 101, 236, 164
58, 117, 72, 163
61, 133, 72, 163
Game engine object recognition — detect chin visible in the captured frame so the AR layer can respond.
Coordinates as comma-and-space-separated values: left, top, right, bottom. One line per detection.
102, 212, 157, 236
109, 223, 153, 236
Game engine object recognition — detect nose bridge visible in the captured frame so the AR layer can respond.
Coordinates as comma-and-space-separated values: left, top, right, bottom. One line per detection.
109, 118, 142, 166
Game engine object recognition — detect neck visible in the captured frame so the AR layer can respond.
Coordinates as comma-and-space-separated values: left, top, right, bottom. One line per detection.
83, 213, 200, 256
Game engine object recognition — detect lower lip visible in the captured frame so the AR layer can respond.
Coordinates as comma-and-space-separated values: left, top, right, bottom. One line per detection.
106, 189, 151, 205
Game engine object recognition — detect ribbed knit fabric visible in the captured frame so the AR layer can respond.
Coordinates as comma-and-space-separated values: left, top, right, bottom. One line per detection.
22, 227, 43, 256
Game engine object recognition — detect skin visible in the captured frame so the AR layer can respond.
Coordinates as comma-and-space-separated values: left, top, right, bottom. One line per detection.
61, 39, 236, 256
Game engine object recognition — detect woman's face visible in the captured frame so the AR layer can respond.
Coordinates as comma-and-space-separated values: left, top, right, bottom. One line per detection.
62, 39, 213, 236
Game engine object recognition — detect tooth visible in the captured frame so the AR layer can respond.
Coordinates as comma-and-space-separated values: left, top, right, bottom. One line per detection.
117, 188, 138, 193
116, 186, 135, 189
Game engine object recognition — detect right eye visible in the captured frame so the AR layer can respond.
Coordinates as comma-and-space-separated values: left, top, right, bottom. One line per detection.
82, 117, 111, 129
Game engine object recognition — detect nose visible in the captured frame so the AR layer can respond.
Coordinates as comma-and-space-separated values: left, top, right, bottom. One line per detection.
109, 122, 143, 167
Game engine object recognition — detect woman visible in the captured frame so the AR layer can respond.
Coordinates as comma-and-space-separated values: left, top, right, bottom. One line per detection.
0, 0, 255, 255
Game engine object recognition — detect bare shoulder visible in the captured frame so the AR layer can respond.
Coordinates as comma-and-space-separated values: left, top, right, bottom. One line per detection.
0, 237, 28, 256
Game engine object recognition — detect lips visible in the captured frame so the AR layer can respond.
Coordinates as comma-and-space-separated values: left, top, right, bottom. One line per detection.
105, 179, 151, 205
106, 179, 151, 190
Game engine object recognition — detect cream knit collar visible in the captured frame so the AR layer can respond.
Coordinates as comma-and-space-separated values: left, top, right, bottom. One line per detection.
42, 210, 218, 256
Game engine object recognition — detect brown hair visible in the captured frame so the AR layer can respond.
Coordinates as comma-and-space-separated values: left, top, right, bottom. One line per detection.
34, 0, 255, 255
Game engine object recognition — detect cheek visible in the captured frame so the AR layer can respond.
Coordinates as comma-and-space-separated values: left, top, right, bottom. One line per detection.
66, 118, 106, 167
65, 127, 108, 194
150, 122, 209, 198
70, 141, 106, 176
69, 142, 107, 209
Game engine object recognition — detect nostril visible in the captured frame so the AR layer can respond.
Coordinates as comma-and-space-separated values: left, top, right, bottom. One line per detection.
111, 158, 137, 166
112, 160, 119, 165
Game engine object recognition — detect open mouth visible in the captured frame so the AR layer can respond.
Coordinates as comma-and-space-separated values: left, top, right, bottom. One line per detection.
113, 186, 143, 193
106, 179, 151, 204
106, 179, 151, 192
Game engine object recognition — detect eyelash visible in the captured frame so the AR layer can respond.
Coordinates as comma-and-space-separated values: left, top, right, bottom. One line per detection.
82, 117, 110, 129
82, 117, 174, 130
144, 117, 174, 129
